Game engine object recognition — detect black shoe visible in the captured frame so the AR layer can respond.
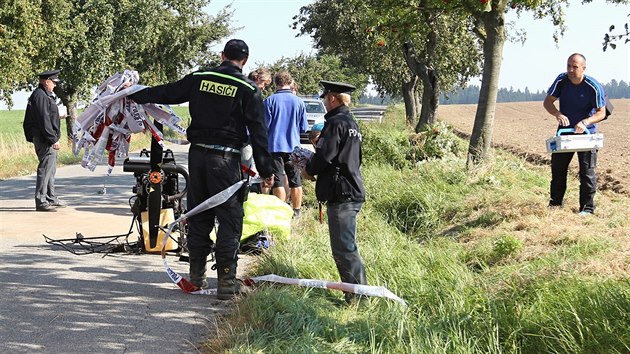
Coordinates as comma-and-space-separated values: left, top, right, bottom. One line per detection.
36, 204, 57, 212
50, 200, 67, 208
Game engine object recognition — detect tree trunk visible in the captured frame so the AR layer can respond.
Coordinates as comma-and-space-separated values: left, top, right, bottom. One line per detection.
416, 71, 439, 133
467, 8, 506, 166
56, 89, 79, 142
402, 76, 418, 126
65, 96, 79, 142
414, 87, 421, 116
403, 35, 439, 133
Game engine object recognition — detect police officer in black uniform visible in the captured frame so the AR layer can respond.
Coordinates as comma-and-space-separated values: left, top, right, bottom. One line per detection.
23, 69, 66, 212
303, 80, 367, 304
130, 39, 274, 300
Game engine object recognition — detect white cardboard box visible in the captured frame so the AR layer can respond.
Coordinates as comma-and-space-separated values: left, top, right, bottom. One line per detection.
546, 131, 604, 153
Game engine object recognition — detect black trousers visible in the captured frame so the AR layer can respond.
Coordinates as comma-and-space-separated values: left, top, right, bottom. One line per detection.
186, 145, 243, 262
33, 136, 58, 207
549, 150, 597, 213
327, 201, 367, 286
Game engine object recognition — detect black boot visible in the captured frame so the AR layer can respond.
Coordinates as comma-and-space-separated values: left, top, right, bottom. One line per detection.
189, 257, 208, 289
214, 260, 250, 300
345, 292, 369, 306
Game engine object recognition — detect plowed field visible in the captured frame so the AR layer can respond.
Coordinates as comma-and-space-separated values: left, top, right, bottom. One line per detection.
437, 99, 629, 194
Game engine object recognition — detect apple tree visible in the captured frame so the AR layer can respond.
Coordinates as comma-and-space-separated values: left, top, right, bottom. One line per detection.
1, 0, 233, 139
259, 53, 369, 100
293, 0, 482, 131
455, 0, 628, 165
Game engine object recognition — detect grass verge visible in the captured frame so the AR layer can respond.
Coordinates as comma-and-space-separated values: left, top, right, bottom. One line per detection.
205, 105, 629, 353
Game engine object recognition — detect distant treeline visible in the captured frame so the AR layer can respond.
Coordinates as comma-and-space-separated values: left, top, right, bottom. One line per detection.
359, 80, 630, 105
441, 79, 630, 105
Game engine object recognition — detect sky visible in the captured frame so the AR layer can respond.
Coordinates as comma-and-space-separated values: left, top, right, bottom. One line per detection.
209, 0, 630, 93
2, 0, 628, 109
497, 1, 629, 92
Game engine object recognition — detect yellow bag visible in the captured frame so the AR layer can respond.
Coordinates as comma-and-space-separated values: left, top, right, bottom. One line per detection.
242, 193, 293, 241
210, 193, 293, 242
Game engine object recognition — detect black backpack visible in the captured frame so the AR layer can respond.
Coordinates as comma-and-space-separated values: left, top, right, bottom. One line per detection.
605, 97, 614, 118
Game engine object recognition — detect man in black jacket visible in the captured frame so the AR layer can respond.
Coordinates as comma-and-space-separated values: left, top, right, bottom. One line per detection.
23, 69, 66, 212
303, 80, 367, 304
130, 39, 274, 300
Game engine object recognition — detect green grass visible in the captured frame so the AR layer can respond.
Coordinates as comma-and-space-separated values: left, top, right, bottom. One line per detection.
0, 110, 81, 178
0, 109, 26, 136
3, 104, 628, 352
204, 104, 630, 353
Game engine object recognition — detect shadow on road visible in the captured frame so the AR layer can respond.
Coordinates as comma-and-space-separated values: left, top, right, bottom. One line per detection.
0, 244, 225, 353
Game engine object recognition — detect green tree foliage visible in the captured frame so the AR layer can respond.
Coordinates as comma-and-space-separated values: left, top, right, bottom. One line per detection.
0, 0, 233, 127
293, 2, 419, 124
293, 0, 481, 131
261, 54, 369, 100
293, 2, 415, 97
603, 20, 629, 51
350, 0, 482, 131
0, 0, 73, 106
112, 0, 233, 86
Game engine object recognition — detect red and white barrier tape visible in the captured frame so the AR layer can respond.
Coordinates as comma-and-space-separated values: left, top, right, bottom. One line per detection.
74, 71, 188, 174
244, 274, 406, 305
158, 170, 405, 305
159, 173, 253, 295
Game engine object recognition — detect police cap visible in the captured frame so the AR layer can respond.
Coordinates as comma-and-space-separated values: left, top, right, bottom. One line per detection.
223, 39, 249, 60
38, 69, 61, 82
319, 80, 355, 98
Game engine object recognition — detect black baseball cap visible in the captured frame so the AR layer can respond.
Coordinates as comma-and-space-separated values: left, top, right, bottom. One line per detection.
223, 39, 249, 60
38, 69, 61, 82
319, 80, 356, 98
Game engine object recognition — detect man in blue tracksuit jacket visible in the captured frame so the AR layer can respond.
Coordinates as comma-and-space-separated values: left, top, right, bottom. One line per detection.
543, 53, 607, 215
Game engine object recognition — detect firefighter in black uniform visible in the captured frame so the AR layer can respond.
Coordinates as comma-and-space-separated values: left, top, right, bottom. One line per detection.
303, 80, 367, 304
23, 69, 66, 212
130, 39, 274, 300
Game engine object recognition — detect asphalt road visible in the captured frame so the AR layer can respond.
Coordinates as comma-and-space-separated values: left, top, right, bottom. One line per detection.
0, 122, 370, 352
352, 105, 387, 123
0, 143, 242, 353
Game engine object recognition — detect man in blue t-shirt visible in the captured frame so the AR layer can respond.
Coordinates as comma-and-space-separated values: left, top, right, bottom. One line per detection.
543, 53, 607, 215
264, 71, 308, 217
